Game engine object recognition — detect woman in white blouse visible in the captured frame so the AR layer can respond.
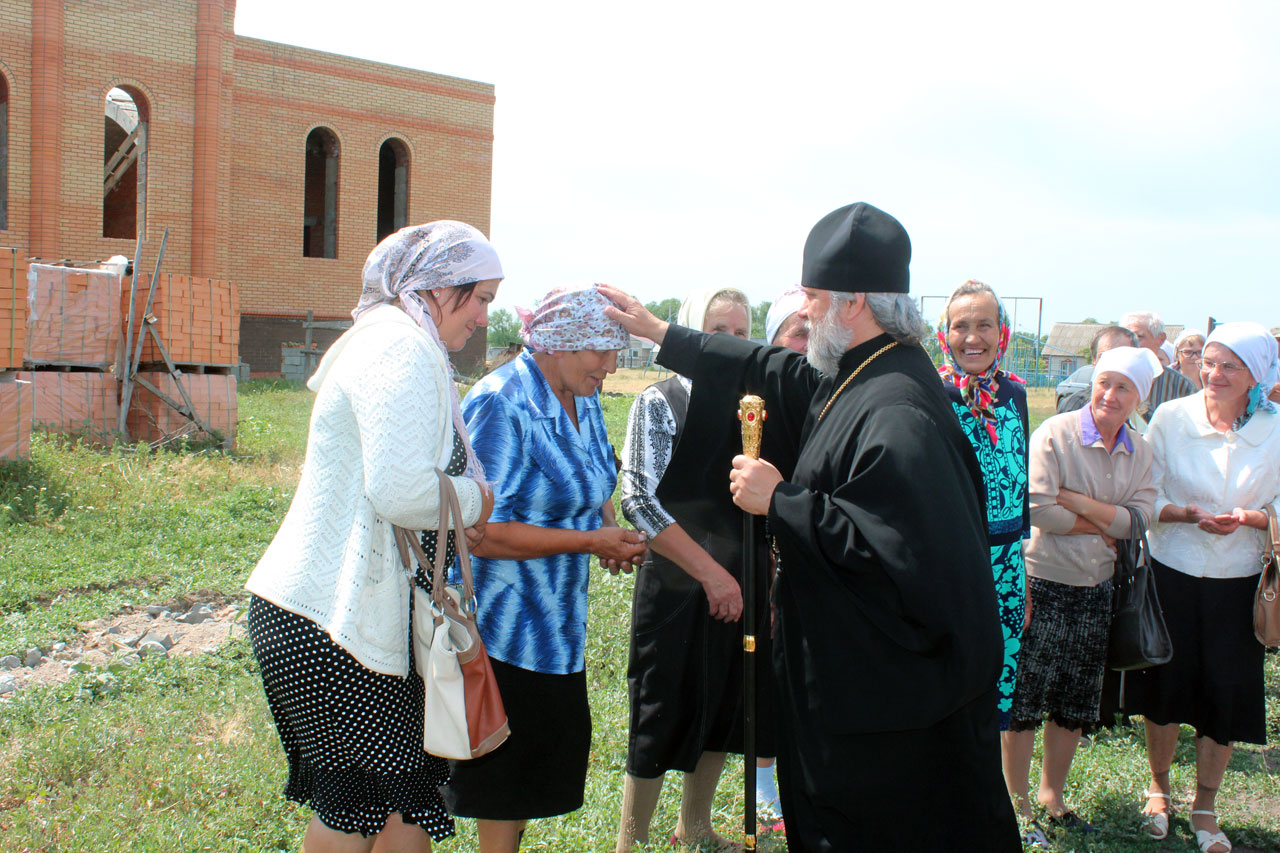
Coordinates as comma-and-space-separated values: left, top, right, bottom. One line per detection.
1128, 322, 1280, 853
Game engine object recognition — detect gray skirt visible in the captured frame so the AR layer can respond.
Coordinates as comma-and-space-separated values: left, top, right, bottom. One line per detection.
1009, 576, 1113, 733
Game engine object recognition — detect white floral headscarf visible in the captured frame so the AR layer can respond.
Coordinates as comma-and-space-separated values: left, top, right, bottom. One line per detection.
353, 222, 503, 480
517, 284, 629, 353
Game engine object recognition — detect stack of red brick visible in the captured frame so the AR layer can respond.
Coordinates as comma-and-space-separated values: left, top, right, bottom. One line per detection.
0, 251, 241, 459
122, 273, 240, 445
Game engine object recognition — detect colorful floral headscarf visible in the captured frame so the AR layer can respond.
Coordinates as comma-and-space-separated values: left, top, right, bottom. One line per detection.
937, 281, 1025, 446
517, 284, 629, 353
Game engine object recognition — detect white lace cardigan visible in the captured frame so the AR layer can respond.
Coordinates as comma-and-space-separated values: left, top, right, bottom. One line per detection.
245, 304, 482, 676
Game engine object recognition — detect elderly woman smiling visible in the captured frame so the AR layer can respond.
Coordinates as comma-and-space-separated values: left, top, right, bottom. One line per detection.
1005, 346, 1158, 842
1126, 322, 1280, 853
443, 284, 648, 853
935, 280, 1030, 816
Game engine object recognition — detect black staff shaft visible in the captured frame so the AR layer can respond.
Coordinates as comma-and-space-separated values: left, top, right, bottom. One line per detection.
743, 511, 758, 850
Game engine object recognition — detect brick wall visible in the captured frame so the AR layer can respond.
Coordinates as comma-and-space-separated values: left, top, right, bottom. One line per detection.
0, 0, 495, 372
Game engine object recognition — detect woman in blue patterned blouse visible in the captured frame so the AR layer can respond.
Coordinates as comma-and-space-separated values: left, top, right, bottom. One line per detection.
443, 284, 648, 853
936, 280, 1030, 805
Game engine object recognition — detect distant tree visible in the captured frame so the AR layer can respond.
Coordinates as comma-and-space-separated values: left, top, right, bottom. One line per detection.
751, 301, 771, 340
487, 308, 522, 347
1081, 317, 1099, 324
644, 298, 682, 324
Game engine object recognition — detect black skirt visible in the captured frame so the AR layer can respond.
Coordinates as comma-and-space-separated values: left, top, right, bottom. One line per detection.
1009, 576, 1112, 733
1124, 559, 1266, 746
626, 525, 775, 778
441, 658, 591, 820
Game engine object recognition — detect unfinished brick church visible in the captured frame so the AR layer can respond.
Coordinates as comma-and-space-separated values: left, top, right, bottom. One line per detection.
0, 0, 496, 373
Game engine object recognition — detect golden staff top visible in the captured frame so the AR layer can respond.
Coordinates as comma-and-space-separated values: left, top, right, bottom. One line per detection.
738, 395, 766, 459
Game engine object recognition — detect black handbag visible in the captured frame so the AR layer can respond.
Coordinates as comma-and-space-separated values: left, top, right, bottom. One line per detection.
1107, 509, 1173, 671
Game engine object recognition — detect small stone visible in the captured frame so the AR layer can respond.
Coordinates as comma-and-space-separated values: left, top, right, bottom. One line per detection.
144, 605, 168, 617
178, 609, 213, 625
137, 642, 169, 660
52, 642, 66, 653
0, 675, 16, 695
120, 635, 142, 648
24, 649, 43, 668
118, 653, 142, 667
106, 626, 121, 635
0, 655, 19, 670
139, 631, 174, 650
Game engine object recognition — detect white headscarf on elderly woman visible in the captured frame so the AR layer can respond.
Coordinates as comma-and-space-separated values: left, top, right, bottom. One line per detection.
517, 284, 630, 353
765, 286, 805, 346
675, 287, 751, 335
1204, 321, 1280, 426
1094, 346, 1164, 404
352, 221, 504, 479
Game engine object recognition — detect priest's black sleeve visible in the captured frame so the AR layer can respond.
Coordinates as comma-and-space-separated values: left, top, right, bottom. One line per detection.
653, 324, 822, 518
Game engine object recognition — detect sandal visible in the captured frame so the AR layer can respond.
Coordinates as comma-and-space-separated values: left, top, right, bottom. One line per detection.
1023, 826, 1050, 849
1190, 810, 1232, 853
1048, 810, 1098, 834
1140, 791, 1171, 841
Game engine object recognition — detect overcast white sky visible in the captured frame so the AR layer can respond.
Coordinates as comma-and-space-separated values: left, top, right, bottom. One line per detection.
235, 0, 1278, 334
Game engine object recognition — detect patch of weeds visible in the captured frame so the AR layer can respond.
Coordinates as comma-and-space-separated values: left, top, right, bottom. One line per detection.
0, 456, 73, 527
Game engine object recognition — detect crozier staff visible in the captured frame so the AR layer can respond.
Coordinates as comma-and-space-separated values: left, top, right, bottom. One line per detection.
600, 202, 1020, 852
614, 288, 772, 852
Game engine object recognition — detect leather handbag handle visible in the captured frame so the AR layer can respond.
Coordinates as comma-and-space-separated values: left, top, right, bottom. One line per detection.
392, 469, 479, 613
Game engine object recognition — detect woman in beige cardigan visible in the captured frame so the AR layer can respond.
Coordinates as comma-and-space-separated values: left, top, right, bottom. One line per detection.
1005, 346, 1159, 845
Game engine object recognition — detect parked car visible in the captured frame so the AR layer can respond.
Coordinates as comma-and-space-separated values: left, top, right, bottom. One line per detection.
1055, 365, 1093, 408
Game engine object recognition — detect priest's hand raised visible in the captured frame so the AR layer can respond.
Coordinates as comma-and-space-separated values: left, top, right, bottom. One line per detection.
598, 284, 670, 345
729, 455, 783, 516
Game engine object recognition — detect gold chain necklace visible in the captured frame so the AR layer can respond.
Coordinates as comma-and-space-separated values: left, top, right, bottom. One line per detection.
817, 341, 898, 422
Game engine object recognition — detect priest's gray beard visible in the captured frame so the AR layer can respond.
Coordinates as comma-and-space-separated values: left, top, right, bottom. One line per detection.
806, 302, 855, 377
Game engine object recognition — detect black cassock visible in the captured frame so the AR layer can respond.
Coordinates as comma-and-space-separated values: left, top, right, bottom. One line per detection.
656, 325, 1021, 852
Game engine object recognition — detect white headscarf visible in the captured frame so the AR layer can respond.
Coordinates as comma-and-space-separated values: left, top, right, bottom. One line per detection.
352, 221, 503, 480
765, 286, 805, 345
1159, 341, 1176, 365
1204, 322, 1280, 390
1173, 328, 1206, 351
1094, 346, 1163, 401
676, 287, 750, 333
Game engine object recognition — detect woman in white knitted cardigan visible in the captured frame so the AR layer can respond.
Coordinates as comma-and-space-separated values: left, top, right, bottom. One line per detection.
245, 222, 500, 853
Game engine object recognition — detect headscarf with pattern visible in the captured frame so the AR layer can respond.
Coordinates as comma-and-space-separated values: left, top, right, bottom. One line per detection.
352, 222, 504, 480
936, 280, 1025, 446
517, 284, 629, 353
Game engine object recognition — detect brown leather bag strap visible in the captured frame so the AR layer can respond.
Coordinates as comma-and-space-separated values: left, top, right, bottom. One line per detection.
434, 469, 477, 608
1267, 505, 1280, 563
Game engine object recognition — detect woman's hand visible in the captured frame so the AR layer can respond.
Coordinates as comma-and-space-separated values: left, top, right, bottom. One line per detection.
1056, 488, 1084, 514
597, 284, 670, 345
1023, 590, 1033, 633
1199, 513, 1242, 536
591, 526, 648, 569
701, 564, 744, 622
729, 455, 783, 516
1229, 507, 1269, 530
463, 523, 486, 550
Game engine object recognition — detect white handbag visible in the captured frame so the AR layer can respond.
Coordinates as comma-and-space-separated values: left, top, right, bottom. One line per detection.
394, 470, 510, 761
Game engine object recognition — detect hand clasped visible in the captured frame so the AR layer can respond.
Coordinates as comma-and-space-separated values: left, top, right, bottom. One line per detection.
729, 455, 783, 516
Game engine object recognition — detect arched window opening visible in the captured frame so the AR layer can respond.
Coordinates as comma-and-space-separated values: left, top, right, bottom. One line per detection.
0, 74, 8, 230
303, 128, 339, 258
103, 87, 148, 239
376, 138, 409, 243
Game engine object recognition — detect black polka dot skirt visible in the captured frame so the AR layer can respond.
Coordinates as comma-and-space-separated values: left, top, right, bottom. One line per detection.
249, 596, 454, 839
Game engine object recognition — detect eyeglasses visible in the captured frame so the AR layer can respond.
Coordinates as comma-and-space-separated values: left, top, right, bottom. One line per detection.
1201, 359, 1245, 375
1178, 349, 1202, 359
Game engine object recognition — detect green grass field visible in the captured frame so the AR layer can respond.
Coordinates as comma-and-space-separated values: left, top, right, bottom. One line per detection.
0, 383, 1276, 851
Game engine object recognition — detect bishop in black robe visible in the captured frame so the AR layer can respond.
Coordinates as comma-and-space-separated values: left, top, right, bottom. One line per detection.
602, 203, 1021, 851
